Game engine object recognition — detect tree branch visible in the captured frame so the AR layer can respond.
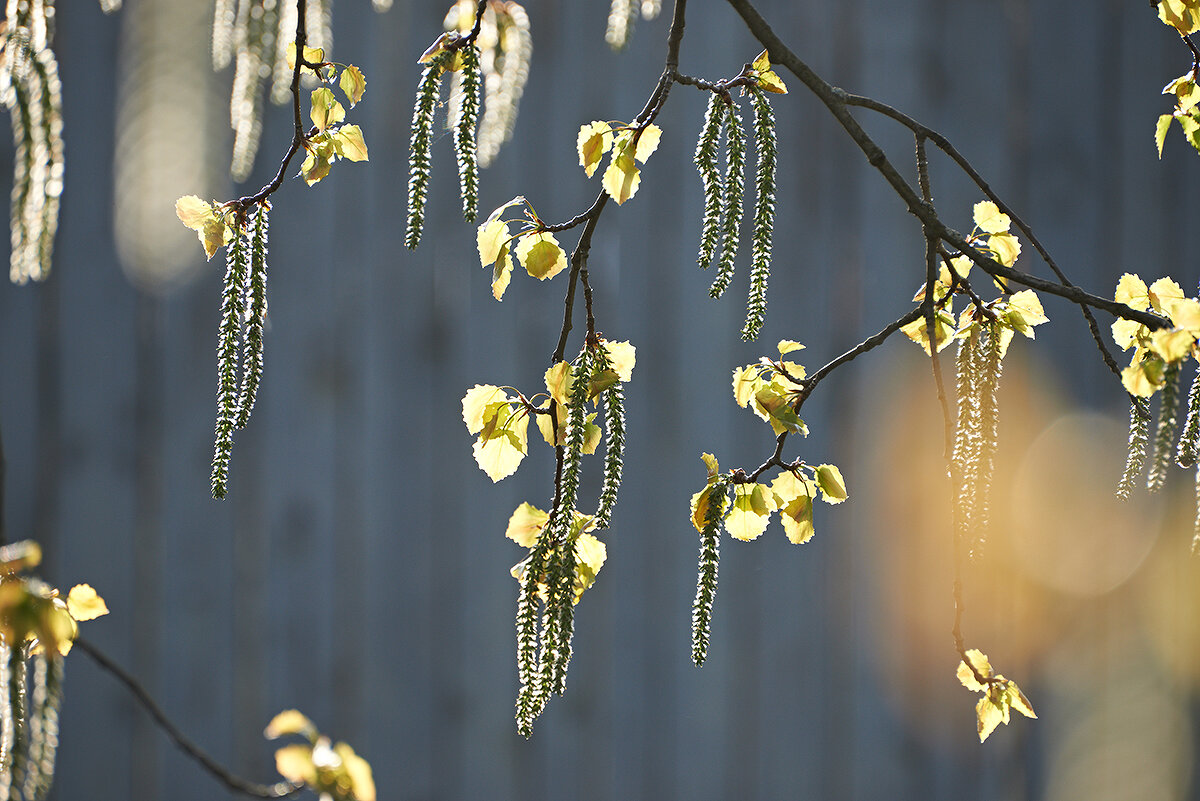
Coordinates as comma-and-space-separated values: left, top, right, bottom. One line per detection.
74, 637, 303, 799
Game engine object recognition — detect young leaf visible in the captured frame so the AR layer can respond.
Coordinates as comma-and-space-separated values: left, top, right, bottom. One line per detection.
506, 502, 549, 547
1157, 113, 1175, 158
724, 482, 774, 541
749, 49, 787, 94
577, 122, 612, 178
516, 233, 567, 280
632, 124, 663, 162
472, 405, 529, 482
600, 340, 636, 382
65, 584, 108, 622
339, 65, 367, 107
462, 384, 509, 434
309, 87, 346, 132
778, 496, 814, 544
814, 464, 848, 504
602, 150, 641, 204
264, 710, 317, 740
331, 125, 370, 162
972, 201, 1010, 234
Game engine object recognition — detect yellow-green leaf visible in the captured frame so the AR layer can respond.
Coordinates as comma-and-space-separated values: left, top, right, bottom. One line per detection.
516, 233, 567, 280
574, 532, 607, 591
1122, 355, 1165, 397
973, 201, 1010, 234
286, 42, 325, 71
601, 340, 636, 382
331, 125, 369, 162
275, 744, 317, 785
1111, 318, 1144, 351
577, 121, 612, 178
1157, 113, 1175, 158
1159, 0, 1200, 35
1115, 273, 1150, 311
956, 648, 992, 691
777, 339, 804, 355
754, 386, 804, 435
779, 496, 814, 544
633, 124, 662, 163
1151, 327, 1195, 363
417, 32, 453, 64
1007, 681, 1037, 719
987, 232, 1021, 267
333, 742, 376, 801
1149, 277, 1185, 314
602, 153, 641, 205
732, 365, 762, 408
462, 384, 508, 434
492, 244, 513, 300
544, 361, 572, 406
901, 311, 956, 355
264, 710, 317, 740
300, 144, 333, 186
769, 470, 816, 506
701, 452, 720, 481
582, 418, 603, 454
814, 464, 848, 504
175, 195, 215, 230
506, 502, 548, 547
310, 88, 345, 132
477, 219, 511, 267
66, 584, 108, 621
976, 695, 1006, 742
724, 483, 773, 541
472, 408, 529, 481
339, 65, 367, 107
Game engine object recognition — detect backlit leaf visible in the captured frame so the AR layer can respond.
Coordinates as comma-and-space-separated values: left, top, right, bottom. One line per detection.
1151, 327, 1195, 362
633, 124, 662, 162
988, 232, 1020, 267
333, 742, 376, 801
769, 470, 816, 505
602, 152, 641, 204
516, 233, 567, 280
956, 648, 992, 691
701, 452, 720, 481
724, 483, 773, 541
973, 201, 1010, 234
601, 340, 637, 382
264, 710, 317, 740
732, 365, 762, 408
1115, 273, 1150, 311
477, 219, 511, 267
492, 244, 513, 300
976, 695, 1005, 742
1149, 277, 1185, 313
310, 88, 345, 132
332, 125, 369, 162
175, 195, 215, 229
779, 496, 814, 544
339, 65, 367, 107
544, 361, 572, 406
462, 384, 508, 434
814, 464, 848, 504
66, 584, 109, 621
472, 408, 529, 481
274, 744, 317, 785
1111, 318, 1144, 351
577, 121, 612, 178
777, 339, 804, 355
1157, 113, 1175, 158
506, 502, 549, 547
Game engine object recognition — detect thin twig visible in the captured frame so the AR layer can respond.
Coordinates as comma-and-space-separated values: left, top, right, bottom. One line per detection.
74, 638, 303, 799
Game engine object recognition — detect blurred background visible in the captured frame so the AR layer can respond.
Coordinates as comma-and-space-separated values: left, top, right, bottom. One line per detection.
2, 0, 1200, 799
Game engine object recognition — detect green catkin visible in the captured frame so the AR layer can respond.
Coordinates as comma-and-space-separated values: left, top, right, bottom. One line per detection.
1192, 463, 1200, 554
229, 0, 279, 181
514, 542, 547, 737
538, 348, 592, 698
211, 223, 250, 499
694, 94, 726, 270
405, 50, 452, 250
952, 329, 983, 549
235, 204, 269, 430
454, 44, 482, 222
970, 321, 1003, 556
22, 655, 59, 801
1117, 396, 1151, 499
212, 0, 237, 69
593, 347, 626, 529
6, 647, 26, 801
1177, 363, 1200, 467
740, 88, 777, 342
1148, 361, 1183, 493
691, 478, 728, 667
709, 101, 745, 299
4, 14, 63, 285
476, 2, 531, 168
605, 0, 637, 50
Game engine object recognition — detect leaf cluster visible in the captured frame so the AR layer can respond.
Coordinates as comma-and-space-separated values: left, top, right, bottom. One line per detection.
476, 197, 570, 300
576, 120, 663, 205
265, 710, 375, 801
956, 649, 1036, 743
287, 45, 371, 186
0, 540, 108, 801
902, 202, 1044, 356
